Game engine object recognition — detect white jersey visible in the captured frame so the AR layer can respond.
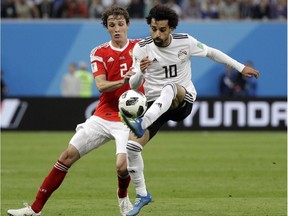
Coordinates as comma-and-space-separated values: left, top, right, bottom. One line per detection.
130, 33, 208, 102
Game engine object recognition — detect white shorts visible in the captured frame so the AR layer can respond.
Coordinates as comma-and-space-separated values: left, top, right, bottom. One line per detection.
69, 115, 129, 157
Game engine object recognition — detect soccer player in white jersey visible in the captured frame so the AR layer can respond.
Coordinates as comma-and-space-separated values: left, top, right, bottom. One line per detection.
120, 4, 259, 216
7, 6, 144, 216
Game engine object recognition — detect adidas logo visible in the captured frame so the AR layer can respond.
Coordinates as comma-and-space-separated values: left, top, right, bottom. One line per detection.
152, 58, 158, 62
156, 102, 162, 108
108, 57, 114, 62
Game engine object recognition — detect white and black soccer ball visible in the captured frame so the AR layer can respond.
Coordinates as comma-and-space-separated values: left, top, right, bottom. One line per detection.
118, 90, 147, 118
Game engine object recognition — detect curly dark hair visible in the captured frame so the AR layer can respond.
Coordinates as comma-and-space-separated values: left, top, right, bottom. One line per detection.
146, 4, 179, 29
101, 6, 130, 28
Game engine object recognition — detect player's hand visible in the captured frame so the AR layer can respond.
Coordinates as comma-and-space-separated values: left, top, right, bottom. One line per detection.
241, 66, 259, 79
123, 69, 136, 84
140, 56, 152, 73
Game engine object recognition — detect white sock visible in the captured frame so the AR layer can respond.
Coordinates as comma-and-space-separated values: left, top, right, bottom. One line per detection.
126, 141, 147, 196
142, 83, 176, 129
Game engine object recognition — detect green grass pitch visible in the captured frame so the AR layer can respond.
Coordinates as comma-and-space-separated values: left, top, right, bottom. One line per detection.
1, 131, 287, 216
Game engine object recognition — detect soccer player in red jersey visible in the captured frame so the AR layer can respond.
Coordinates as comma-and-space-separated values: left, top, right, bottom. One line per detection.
8, 6, 143, 216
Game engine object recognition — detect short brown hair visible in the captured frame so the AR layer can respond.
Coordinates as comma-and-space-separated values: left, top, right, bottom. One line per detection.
101, 6, 130, 28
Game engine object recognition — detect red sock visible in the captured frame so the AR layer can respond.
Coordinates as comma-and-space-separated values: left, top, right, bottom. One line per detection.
31, 160, 69, 213
118, 175, 130, 198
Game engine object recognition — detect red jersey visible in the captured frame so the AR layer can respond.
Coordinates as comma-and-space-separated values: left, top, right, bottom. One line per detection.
90, 39, 143, 121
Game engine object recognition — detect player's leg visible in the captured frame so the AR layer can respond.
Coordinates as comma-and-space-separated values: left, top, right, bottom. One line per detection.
120, 83, 186, 138
125, 102, 170, 199
32, 117, 109, 211
116, 153, 133, 216
110, 120, 133, 215
141, 82, 178, 129
116, 153, 130, 198
31, 144, 79, 213
125, 116, 166, 193
125, 88, 191, 216
7, 144, 79, 216
7, 116, 108, 216
126, 132, 152, 216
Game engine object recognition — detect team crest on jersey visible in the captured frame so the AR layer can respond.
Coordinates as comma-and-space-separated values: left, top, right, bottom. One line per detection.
178, 49, 187, 60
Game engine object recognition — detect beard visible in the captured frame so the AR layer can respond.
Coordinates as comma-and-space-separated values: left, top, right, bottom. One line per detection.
153, 38, 164, 47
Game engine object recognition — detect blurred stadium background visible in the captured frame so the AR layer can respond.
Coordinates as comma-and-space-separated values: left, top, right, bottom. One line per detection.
1, 18, 286, 130
1, 0, 287, 215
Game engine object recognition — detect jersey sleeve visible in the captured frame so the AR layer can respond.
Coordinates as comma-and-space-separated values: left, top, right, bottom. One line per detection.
206, 47, 245, 72
90, 47, 106, 77
132, 42, 147, 72
188, 35, 208, 57
187, 35, 245, 72
129, 43, 146, 89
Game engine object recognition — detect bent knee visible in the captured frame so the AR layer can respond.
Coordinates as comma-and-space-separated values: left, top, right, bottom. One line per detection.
59, 145, 80, 166
116, 153, 128, 175
171, 85, 186, 109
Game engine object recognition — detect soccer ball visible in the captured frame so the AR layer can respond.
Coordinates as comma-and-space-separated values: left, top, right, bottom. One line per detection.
118, 90, 147, 118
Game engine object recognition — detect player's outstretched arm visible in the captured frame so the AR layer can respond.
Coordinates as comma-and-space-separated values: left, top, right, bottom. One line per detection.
206, 47, 259, 79
241, 66, 260, 79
